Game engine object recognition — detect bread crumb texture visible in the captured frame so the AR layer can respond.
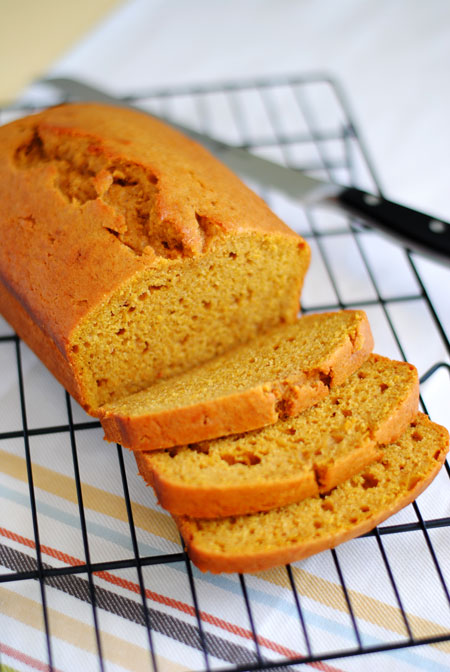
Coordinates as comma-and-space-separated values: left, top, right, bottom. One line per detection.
176, 413, 449, 573
138, 354, 419, 516
0, 103, 309, 412
101, 309, 373, 449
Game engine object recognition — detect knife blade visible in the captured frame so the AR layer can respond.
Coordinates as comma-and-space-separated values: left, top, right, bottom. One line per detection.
42, 77, 450, 265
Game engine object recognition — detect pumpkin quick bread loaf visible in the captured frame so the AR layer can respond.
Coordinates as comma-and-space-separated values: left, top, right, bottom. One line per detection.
100, 310, 373, 451
136, 354, 420, 518
0, 103, 309, 415
175, 413, 449, 574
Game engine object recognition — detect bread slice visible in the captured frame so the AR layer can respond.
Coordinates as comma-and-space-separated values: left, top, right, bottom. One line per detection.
100, 310, 373, 451
175, 413, 449, 573
136, 354, 419, 518
0, 103, 309, 415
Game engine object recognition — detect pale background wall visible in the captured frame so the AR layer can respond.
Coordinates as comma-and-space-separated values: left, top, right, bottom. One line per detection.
0, 0, 121, 102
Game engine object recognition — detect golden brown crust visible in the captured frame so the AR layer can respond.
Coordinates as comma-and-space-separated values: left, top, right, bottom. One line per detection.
183, 458, 445, 574
137, 355, 419, 518
0, 103, 308, 412
103, 386, 280, 449
316, 364, 420, 493
0, 276, 89, 408
137, 449, 319, 517
372, 362, 420, 445
101, 310, 374, 450
175, 414, 449, 573
0, 102, 295, 347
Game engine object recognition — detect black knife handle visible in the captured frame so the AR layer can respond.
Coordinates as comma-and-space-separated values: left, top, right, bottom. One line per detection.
336, 187, 450, 264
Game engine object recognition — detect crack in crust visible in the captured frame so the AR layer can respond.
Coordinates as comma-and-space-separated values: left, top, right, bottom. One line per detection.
14, 126, 219, 259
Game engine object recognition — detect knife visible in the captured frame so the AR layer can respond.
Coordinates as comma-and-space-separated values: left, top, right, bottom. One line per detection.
42, 77, 450, 265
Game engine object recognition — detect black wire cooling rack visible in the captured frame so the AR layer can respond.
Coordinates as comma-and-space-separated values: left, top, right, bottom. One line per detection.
0, 73, 449, 672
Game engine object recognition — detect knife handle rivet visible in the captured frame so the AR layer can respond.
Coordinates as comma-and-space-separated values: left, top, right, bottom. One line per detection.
429, 219, 446, 234
363, 194, 381, 207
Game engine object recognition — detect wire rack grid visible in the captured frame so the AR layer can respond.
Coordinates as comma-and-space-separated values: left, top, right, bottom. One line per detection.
0, 73, 449, 672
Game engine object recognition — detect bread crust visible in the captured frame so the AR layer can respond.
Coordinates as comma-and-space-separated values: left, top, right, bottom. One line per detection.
0, 103, 301, 344
316, 365, 420, 493
0, 277, 87, 405
104, 386, 280, 449
0, 103, 308, 412
102, 310, 374, 450
137, 450, 320, 517
138, 355, 420, 518
175, 414, 449, 573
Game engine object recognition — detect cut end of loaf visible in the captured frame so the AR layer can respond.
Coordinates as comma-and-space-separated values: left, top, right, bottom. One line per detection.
71, 231, 308, 410
0, 103, 310, 414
